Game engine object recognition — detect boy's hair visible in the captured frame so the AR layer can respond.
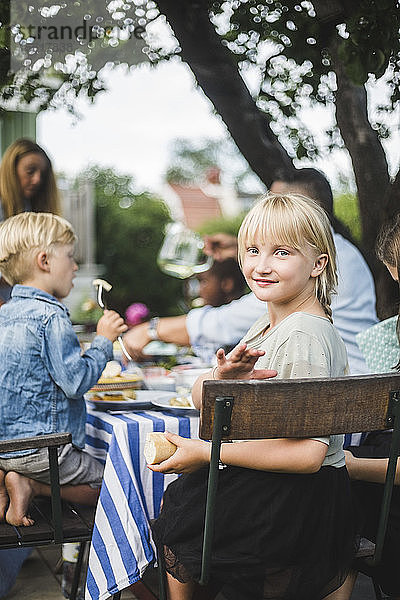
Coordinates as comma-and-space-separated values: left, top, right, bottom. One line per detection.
376, 213, 400, 370
0, 212, 76, 284
0, 138, 60, 218
238, 193, 337, 320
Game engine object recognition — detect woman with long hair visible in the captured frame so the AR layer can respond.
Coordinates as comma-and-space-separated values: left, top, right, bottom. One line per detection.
0, 138, 60, 303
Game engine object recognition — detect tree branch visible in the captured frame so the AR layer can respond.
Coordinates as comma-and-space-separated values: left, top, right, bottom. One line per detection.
156, 0, 294, 187
333, 51, 390, 249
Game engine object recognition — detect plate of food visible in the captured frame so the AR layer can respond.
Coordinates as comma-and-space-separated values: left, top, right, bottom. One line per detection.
150, 393, 198, 413
90, 361, 143, 392
86, 390, 176, 411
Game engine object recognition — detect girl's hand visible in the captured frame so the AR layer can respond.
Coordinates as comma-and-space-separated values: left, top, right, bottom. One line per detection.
148, 432, 211, 474
214, 343, 277, 381
97, 309, 128, 342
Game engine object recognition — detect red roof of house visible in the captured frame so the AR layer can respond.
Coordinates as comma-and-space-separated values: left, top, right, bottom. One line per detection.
169, 183, 222, 229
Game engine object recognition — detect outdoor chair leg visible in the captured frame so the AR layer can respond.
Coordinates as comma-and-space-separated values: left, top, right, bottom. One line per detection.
70, 541, 86, 600
157, 543, 167, 600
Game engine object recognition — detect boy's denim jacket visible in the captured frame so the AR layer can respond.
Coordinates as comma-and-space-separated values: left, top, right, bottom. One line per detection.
0, 285, 113, 457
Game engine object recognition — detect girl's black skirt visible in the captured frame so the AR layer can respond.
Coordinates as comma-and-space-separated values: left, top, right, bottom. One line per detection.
152, 464, 356, 600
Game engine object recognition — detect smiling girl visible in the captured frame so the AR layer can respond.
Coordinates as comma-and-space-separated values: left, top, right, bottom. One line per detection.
150, 193, 355, 600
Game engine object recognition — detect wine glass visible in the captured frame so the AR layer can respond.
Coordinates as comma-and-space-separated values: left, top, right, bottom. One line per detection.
157, 222, 212, 279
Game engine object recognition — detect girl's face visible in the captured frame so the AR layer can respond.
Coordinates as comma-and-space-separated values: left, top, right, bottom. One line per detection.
242, 237, 326, 309
16, 152, 48, 201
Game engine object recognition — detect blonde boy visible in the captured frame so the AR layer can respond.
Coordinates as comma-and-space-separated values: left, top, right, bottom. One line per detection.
0, 212, 127, 526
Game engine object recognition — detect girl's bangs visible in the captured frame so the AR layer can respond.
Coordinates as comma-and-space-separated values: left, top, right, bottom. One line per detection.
243, 199, 314, 252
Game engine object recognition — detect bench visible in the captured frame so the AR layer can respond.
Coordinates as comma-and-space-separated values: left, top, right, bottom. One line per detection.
0, 433, 114, 600
158, 372, 400, 600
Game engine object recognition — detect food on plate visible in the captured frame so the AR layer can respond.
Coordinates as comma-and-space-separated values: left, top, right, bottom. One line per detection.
90, 391, 136, 402
169, 395, 192, 408
144, 432, 177, 465
123, 389, 138, 400
94, 361, 142, 387
103, 393, 126, 402
101, 361, 122, 379
89, 394, 104, 402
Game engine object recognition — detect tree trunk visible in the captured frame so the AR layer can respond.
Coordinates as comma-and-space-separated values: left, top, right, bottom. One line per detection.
156, 0, 294, 187
333, 49, 398, 318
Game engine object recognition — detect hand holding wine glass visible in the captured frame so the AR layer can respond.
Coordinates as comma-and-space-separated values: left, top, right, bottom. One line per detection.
157, 222, 212, 279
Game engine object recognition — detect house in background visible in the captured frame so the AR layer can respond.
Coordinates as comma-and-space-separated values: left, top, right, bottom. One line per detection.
162, 167, 243, 230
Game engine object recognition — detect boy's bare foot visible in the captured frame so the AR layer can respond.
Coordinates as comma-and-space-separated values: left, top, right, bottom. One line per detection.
0, 470, 9, 521
5, 471, 40, 526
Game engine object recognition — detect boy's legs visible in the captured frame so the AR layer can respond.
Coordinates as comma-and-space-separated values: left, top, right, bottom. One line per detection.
0, 469, 8, 521
5, 471, 100, 526
5, 472, 37, 526
2, 444, 103, 526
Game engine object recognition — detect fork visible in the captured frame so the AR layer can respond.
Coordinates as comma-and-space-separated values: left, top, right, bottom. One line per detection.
92, 278, 133, 362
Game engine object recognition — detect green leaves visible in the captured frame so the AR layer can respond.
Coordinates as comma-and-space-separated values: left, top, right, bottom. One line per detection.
78, 166, 184, 315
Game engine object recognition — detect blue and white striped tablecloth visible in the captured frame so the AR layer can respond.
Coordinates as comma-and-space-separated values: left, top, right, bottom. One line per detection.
84, 407, 199, 600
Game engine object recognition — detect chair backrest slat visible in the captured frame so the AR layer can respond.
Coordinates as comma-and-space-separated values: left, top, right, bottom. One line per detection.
200, 373, 400, 440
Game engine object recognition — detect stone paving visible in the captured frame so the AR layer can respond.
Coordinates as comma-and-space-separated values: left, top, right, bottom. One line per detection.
1, 546, 140, 600
1, 545, 378, 600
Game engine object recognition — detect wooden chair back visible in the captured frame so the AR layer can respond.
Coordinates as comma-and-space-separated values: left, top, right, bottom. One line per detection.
200, 373, 400, 440
195, 373, 400, 590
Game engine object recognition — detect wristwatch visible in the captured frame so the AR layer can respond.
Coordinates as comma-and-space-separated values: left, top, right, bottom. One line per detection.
148, 317, 160, 341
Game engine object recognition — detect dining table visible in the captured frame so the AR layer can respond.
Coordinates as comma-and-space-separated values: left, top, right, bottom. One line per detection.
83, 400, 200, 600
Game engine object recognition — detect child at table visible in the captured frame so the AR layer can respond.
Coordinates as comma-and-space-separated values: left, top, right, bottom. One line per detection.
0, 212, 127, 527
149, 193, 355, 600
344, 212, 400, 599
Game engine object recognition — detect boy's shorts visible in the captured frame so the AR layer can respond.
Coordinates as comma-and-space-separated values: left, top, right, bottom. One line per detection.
0, 444, 104, 488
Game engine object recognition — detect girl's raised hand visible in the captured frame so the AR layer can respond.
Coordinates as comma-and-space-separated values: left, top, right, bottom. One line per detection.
97, 309, 128, 342
148, 432, 211, 474
214, 343, 277, 381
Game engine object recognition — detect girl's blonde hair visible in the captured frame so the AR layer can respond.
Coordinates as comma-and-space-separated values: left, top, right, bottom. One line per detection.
0, 138, 60, 218
0, 212, 76, 285
238, 193, 337, 320
376, 213, 400, 370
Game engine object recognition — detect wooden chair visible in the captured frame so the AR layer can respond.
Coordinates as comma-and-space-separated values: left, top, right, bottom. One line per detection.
0, 432, 105, 600
158, 372, 400, 600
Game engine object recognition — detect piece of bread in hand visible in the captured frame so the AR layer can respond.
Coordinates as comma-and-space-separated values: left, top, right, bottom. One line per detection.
144, 432, 177, 465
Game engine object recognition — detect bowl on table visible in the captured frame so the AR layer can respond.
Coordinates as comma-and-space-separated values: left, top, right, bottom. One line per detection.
141, 366, 176, 392
171, 365, 212, 397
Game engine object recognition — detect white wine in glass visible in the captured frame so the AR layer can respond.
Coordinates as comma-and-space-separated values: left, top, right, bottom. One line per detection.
157, 222, 212, 279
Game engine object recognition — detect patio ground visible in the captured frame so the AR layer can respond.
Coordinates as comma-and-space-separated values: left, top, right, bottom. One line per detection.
1, 545, 380, 600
